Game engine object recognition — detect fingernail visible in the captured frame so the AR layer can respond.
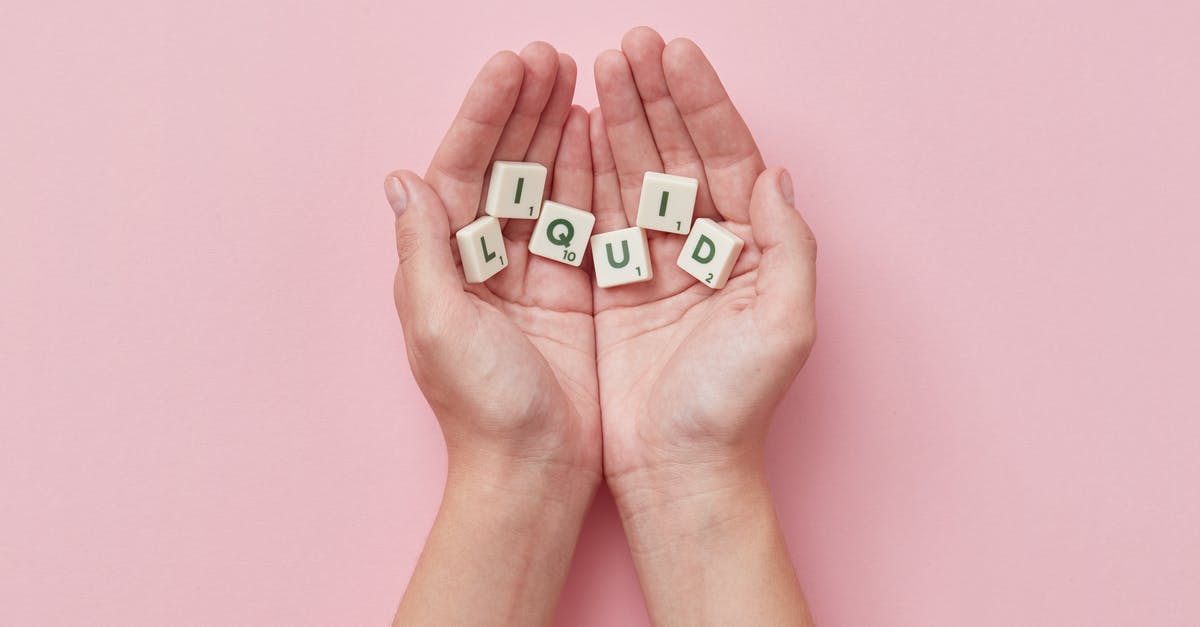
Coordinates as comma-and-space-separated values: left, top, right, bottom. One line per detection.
385, 176, 408, 217
778, 169, 795, 207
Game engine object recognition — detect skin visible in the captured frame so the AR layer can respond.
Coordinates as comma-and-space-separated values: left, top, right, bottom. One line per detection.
591, 28, 816, 626
387, 43, 601, 627
386, 29, 817, 627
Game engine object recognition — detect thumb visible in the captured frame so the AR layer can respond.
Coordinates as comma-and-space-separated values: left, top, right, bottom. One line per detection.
748, 167, 818, 339
385, 170, 462, 327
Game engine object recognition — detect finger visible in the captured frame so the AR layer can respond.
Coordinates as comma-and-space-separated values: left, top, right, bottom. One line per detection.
525, 53, 578, 188
503, 53, 578, 244
621, 26, 719, 221
749, 168, 817, 337
549, 106, 593, 211
386, 171, 464, 328
594, 48, 663, 224
490, 42, 560, 164
522, 107, 593, 301
662, 38, 765, 223
589, 107, 628, 232
425, 51, 524, 230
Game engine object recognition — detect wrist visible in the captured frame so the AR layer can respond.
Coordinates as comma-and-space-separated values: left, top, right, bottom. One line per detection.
437, 402, 602, 481
608, 455, 808, 626
445, 445, 601, 519
608, 451, 772, 554
398, 439, 599, 627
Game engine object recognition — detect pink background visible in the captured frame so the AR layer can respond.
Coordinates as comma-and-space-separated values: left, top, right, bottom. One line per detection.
3, 1, 1199, 625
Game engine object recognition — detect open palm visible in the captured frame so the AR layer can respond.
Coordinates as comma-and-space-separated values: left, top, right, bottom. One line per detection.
390, 44, 599, 472
588, 29, 818, 488
390, 35, 816, 626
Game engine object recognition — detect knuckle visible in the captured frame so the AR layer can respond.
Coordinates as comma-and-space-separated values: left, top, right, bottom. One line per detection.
394, 223, 423, 265
793, 217, 818, 262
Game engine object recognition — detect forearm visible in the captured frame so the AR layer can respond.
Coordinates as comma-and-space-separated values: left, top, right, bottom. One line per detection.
395, 448, 599, 627
613, 455, 813, 627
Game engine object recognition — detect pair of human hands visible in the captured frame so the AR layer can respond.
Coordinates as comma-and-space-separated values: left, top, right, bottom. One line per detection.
386, 27, 816, 544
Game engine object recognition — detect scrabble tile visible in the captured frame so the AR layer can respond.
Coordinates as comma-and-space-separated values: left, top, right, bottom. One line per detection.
676, 218, 744, 289
635, 171, 698, 234
484, 161, 547, 219
590, 227, 653, 288
455, 216, 508, 283
528, 201, 595, 267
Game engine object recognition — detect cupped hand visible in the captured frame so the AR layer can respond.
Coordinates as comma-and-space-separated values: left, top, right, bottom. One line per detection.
589, 28, 818, 494
388, 35, 816, 626
387, 43, 600, 479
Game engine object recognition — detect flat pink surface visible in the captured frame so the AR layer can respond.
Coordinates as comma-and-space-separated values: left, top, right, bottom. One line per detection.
3, 2, 1199, 625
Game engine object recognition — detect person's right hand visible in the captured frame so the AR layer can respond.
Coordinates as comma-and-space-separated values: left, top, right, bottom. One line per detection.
588, 27, 816, 625
590, 27, 816, 518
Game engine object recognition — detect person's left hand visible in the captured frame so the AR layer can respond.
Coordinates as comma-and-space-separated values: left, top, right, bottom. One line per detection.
386, 44, 600, 485
387, 44, 603, 627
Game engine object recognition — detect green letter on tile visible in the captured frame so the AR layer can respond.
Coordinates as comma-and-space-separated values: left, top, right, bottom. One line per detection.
547, 219, 574, 247
691, 234, 715, 264
605, 240, 630, 268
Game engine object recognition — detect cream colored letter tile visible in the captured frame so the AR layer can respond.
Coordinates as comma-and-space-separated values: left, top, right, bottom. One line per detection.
590, 227, 653, 287
528, 201, 595, 267
675, 218, 744, 289
635, 171, 698, 234
484, 161, 547, 219
455, 216, 508, 283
